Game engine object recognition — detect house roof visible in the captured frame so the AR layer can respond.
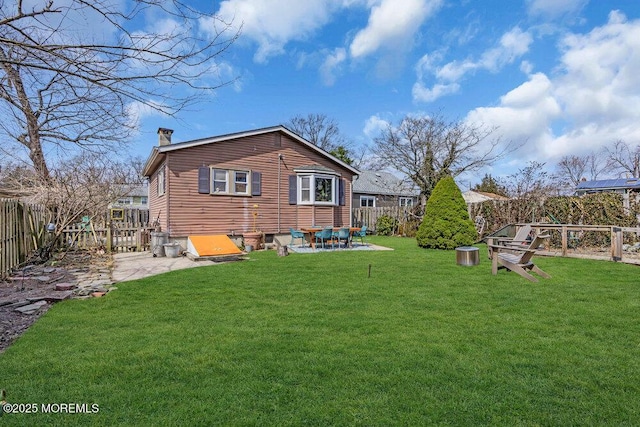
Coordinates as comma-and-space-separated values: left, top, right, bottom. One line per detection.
118, 183, 148, 197
294, 164, 337, 174
352, 170, 416, 197
142, 125, 360, 177
576, 178, 640, 192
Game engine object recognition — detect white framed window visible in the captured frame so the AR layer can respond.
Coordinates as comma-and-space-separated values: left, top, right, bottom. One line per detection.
360, 196, 375, 207
297, 174, 337, 205
210, 168, 251, 195
300, 176, 311, 202
157, 168, 165, 196
399, 197, 413, 207
212, 169, 228, 193
234, 171, 249, 194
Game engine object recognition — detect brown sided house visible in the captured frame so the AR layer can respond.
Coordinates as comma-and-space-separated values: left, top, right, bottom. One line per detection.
142, 126, 360, 247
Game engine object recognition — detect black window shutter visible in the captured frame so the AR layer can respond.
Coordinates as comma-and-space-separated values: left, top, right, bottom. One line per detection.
339, 178, 345, 206
251, 171, 262, 196
288, 175, 297, 205
198, 167, 210, 194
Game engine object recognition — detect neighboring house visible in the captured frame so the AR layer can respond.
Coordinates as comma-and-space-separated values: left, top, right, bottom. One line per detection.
110, 183, 149, 209
142, 126, 360, 240
575, 178, 640, 211
352, 170, 418, 208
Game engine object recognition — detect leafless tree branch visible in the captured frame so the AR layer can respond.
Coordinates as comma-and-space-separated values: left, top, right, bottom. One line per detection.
373, 112, 511, 202
0, 0, 240, 181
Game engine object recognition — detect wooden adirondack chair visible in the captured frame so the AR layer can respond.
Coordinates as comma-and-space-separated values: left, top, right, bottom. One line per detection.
487, 224, 533, 259
489, 234, 551, 283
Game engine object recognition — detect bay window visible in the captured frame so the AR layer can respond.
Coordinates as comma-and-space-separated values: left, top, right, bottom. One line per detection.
297, 174, 337, 205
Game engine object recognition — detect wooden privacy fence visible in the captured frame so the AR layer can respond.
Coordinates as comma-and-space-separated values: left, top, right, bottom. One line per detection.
1, 199, 49, 279
352, 206, 414, 231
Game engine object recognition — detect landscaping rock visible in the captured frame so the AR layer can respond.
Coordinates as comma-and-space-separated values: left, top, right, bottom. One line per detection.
15, 300, 47, 314
43, 291, 73, 302
6, 300, 31, 309
55, 283, 75, 291
1, 249, 114, 352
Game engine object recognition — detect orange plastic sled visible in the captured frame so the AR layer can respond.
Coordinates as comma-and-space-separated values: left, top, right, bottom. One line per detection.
187, 235, 242, 257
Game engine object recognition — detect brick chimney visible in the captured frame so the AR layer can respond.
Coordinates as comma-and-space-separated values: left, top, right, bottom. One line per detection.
158, 128, 174, 146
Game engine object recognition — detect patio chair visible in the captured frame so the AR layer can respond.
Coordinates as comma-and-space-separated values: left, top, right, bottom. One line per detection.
289, 228, 306, 247
499, 225, 533, 246
488, 224, 532, 259
335, 227, 351, 249
489, 234, 551, 283
353, 225, 367, 246
315, 227, 334, 249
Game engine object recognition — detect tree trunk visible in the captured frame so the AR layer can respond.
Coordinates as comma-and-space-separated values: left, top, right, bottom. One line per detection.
0, 49, 50, 181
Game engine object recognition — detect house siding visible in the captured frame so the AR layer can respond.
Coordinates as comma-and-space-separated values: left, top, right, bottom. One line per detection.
153, 131, 355, 237
148, 162, 168, 231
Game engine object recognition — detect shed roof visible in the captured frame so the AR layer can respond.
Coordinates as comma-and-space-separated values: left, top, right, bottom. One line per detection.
142, 125, 360, 177
462, 190, 510, 203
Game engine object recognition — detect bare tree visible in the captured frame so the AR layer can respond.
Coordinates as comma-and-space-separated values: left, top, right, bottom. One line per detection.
286, 113, 372, 169
505, 161, 556, 199
373, 113, 508, 203
286, 113, 354, 151
4, 152, 142, 251
554, 152, 608, 194
604, 140, 640, 178
0, 0, 240, 181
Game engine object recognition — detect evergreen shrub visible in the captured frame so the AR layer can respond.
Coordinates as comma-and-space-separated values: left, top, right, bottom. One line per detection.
416, 176, 477, 249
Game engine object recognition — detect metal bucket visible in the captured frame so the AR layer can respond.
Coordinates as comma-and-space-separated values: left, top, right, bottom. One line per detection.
150, 232, 168, 257
456, 246, 479, 266
163, 243, 181, 258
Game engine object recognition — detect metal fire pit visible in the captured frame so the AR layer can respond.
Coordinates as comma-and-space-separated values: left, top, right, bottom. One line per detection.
456, 246, 479, 266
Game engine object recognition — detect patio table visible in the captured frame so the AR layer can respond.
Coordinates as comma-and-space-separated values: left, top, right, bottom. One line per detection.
300, 227, 361, 249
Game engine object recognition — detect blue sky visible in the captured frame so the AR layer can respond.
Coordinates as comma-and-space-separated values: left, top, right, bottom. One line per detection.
132, 0, 640, 188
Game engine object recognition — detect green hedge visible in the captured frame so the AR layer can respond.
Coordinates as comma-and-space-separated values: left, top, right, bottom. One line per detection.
468, 192, 640, 246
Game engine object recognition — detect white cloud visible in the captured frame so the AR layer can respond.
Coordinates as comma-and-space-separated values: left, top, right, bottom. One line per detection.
126, 100, 171, 130
465, 12, 640, 169
479, 27, 533, 72
526, 0, 588, 18
210, 0, 441, 83
363, 114, 390, 139
320, 48, 347, 86
214, 0, 340, 63
349, 0, 443, 58
412, 82, 460, 103
466, 73, 561, 157
413, 27, 533, 103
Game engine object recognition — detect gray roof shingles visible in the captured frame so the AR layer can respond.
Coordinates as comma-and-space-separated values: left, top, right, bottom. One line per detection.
353, 170, 415, 197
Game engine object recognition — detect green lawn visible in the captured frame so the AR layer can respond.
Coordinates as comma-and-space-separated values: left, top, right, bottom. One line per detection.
1, 236, 639, 426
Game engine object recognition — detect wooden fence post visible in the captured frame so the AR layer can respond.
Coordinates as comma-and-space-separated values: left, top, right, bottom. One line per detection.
611, 227, 622, 262
106, 222, 112, 253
